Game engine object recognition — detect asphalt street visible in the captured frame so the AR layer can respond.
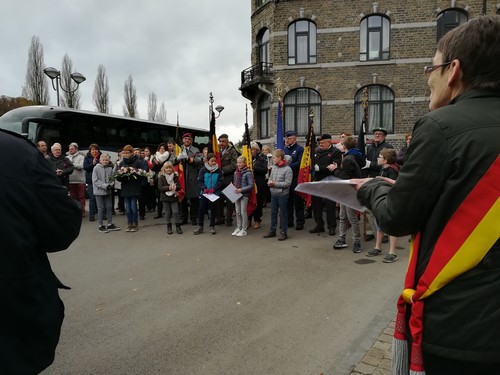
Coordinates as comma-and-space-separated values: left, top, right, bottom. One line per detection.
42, 209, 408, 375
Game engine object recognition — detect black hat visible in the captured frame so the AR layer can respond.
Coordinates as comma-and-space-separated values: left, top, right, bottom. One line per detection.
317, 134, 332, 141
372, 127, 388, 135
285, 130, 297, 137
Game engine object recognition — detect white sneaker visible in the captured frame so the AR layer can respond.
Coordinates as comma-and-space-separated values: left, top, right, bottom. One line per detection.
236, 230, 247, 237
231, 228, 240, 236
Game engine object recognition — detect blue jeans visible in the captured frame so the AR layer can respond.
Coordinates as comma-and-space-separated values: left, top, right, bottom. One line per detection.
270, 194, 288, 234
124, 196, 139, 223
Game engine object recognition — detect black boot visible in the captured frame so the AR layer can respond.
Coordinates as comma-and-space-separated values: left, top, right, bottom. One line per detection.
176, 224, 182, 234
167, 223, 173, 235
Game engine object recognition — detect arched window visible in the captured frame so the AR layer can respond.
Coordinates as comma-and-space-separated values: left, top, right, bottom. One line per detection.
288, 20, 317, 65
360, 14, 390, 61
436, 9, 468, 41
258, 29, 270, 64
354, 85, 394, 134
283, 88, 321, 136
259, 95, 271, 139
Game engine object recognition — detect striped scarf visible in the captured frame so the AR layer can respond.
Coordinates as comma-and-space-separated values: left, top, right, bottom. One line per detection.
393, 155, 500, 375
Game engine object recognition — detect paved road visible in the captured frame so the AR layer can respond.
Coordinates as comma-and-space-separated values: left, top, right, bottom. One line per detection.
42, 210, 407, 375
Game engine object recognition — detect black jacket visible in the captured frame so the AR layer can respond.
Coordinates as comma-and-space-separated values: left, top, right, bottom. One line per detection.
0, 129, 81, 374
357, 90, 500, 362
333, 149, 364, 180
118, 155, 145, 197
364, 139, 393, 177
314, 145, 342, 181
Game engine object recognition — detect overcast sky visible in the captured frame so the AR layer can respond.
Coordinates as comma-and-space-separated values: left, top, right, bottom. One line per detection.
1, 0, 253, 143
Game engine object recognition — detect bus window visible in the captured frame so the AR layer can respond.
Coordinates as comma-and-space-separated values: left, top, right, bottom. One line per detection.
38, 124, 63, 149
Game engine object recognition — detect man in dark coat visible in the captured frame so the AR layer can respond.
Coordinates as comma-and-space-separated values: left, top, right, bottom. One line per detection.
0, 129, 81, 374
355, 16, 500, 374
175, 133, 203, 225
45, 142, 74, 189
284, 130, 305, 230
309, 134, 342, 235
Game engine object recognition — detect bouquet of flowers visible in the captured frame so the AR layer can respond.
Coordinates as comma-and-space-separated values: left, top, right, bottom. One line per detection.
109, 166, 148, 182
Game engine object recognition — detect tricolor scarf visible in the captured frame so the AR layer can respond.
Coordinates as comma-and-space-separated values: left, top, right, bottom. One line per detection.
393, 155, 500, 375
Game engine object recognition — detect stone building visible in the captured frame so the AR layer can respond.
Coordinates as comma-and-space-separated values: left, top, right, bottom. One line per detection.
239, 0, 499, 147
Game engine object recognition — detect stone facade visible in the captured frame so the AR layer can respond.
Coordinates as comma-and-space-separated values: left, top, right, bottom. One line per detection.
240, 0, 496, 147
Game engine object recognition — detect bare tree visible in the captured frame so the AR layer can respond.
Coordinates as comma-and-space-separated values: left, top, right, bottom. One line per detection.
147, 92, 158, 121
157, 101, 167, 123
93, 64, 110, 113
60, 54, 81, 108
123, 75, 137, 118
21, 35, 49, 105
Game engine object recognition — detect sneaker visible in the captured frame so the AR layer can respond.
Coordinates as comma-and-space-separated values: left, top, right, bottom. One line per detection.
333, 238, 347, 249
125, 225, 132, 232
353, 242, 362, 254
383, 254, 398, 263
278, 232, 287, 241
231, 228, 240, 236
236, 230, 247, 237
129, 225, 138, 232
98, 225, 109, 233
253, 221, 261, 229
366, 248, 382, 257
193, 226, 203, 235
106, 224, 121, 231
209, 226, 216, 235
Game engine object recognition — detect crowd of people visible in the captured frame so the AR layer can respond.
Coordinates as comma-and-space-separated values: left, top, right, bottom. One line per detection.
36, 127, 408, 260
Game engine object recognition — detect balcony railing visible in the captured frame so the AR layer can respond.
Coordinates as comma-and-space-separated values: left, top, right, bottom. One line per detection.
240, 62, 273, 87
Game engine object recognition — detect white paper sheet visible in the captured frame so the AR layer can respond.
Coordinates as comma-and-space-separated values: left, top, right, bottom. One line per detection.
221, 183, 242, 203
295, 176, 367, 211
202, 193, 220, 202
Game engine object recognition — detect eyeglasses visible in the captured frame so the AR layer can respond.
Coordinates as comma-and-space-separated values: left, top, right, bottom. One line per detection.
424, 62, 451, 76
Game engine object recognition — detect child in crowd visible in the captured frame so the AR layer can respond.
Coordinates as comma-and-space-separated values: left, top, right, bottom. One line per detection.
157, 162, 182, 235
92, 153, 120, 233
366, 148, 400, 263
232, 155, 255, 237
331, 135, 364, 253
263, 149, 292, 241
194, 153, 223, 235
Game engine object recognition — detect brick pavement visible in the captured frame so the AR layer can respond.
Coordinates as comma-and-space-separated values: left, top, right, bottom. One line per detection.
350, 318, 395, 375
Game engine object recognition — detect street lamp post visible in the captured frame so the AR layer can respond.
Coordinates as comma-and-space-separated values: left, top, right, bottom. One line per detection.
43, 67, 86, 106
209, 92, 224, 119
